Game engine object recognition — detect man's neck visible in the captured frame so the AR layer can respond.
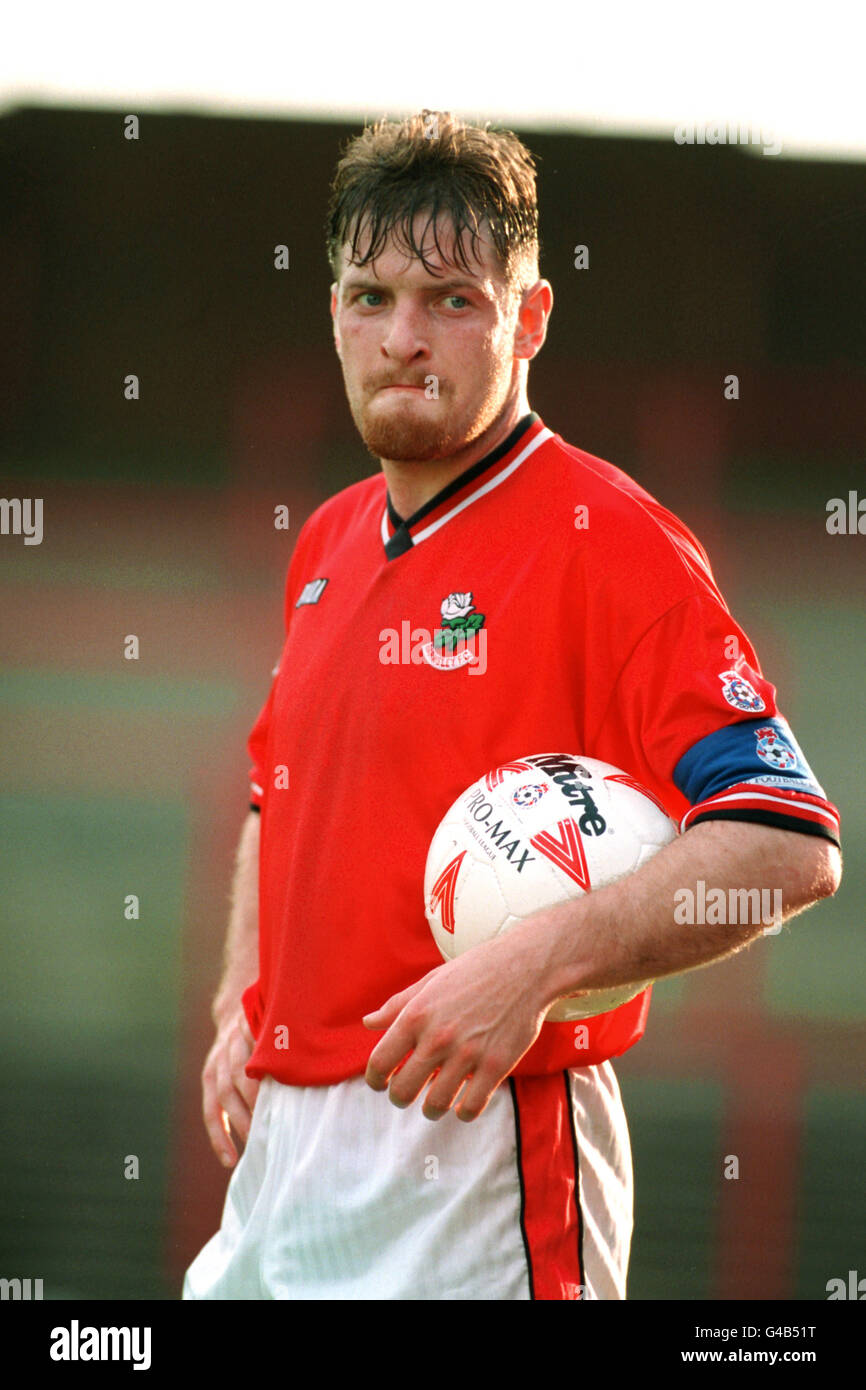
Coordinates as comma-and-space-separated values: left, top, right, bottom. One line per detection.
383, 396, 532, 521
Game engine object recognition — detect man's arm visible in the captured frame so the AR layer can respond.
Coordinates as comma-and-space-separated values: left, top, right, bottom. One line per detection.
201, 809, 261, 1167
364, 820, 842, 1121
534, 819, 840, 993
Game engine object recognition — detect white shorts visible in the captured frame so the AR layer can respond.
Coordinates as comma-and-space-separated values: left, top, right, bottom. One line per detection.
182, 1063, 633, 1301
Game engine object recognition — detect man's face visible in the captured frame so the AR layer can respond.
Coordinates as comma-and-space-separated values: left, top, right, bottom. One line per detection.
330, 213, 528, 463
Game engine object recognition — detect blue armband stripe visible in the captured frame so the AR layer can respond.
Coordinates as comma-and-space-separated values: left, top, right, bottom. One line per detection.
673, 717, 826, 807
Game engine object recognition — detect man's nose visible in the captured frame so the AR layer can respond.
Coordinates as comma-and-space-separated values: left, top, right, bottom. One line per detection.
381, 302, 429, 359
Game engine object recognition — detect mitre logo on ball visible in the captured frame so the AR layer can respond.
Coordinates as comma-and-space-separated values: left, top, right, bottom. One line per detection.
424, 754, 678, 1021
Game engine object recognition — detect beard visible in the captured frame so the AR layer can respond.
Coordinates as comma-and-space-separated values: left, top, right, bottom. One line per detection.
348, 379, 502, 464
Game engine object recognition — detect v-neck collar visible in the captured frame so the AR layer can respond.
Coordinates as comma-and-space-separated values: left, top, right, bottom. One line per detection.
381, 412, 552, 560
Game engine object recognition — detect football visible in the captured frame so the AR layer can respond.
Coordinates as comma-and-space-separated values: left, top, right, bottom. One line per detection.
424, 753, 678, 1020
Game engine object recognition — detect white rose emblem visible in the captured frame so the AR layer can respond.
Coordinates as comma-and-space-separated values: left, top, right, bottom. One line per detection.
441, 592, 474, 622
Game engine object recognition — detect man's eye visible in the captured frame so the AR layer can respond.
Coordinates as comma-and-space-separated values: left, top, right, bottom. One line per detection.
351, 291, 469, 309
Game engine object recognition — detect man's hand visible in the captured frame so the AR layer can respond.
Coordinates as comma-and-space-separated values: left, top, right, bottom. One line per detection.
363, 924, 561, 1122
202, 1007, 260, 1167
363, 823, 841, 1123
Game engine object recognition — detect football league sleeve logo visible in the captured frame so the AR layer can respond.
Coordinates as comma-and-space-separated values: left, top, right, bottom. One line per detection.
754, 726, 798, 771
718, 669, 765, 712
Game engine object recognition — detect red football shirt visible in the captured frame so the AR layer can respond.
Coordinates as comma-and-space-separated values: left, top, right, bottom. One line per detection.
242, 413, 839, 1085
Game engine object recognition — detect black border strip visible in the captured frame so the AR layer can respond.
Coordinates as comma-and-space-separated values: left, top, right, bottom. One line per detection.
563, 1070, 586, 1297
687, 807, 841, 848
385, 411, 540, 532
508, 1076, 536, 1301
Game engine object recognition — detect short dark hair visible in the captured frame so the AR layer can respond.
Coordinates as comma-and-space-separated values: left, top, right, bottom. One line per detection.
325, 109, 540, 299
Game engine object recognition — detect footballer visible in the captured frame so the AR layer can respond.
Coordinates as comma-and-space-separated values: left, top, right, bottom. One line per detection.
183, 111, 841, 1301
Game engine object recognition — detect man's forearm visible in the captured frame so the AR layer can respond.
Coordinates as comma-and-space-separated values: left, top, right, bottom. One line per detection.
363, 818, 841, 1121
524, 819, 842, 1008
212, 809, 261, 1026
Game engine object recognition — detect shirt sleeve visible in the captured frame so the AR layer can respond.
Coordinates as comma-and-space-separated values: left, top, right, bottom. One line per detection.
246, 516, 317, 812
593, 592, 841, 848
247, 674, 277, 812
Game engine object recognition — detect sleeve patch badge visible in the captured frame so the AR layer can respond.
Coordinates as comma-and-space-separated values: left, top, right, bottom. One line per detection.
755, 726, 798, 771
718, 669, 765, 712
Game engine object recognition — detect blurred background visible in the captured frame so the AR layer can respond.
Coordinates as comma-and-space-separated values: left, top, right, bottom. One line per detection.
1, 4, 864, 1301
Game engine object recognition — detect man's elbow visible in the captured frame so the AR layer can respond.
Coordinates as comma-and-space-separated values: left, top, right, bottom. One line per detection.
791, 836, 842, 906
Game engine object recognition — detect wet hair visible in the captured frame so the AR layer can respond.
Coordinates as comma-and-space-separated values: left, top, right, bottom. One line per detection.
326, 109, 540, 300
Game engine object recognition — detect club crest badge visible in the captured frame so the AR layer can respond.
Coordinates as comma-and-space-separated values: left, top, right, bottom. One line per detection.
755, 726, 798, 771
420, 592, 486, 671
718, 668, 765, 712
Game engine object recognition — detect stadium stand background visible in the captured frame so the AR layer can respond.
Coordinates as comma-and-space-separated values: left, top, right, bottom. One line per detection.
0, 108, 864, 1299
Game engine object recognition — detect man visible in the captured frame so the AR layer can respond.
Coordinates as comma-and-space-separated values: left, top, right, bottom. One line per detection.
183, 111, 841, 1301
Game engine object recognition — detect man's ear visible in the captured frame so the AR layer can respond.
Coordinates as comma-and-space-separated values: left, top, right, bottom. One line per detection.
513, 279, 553, 361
